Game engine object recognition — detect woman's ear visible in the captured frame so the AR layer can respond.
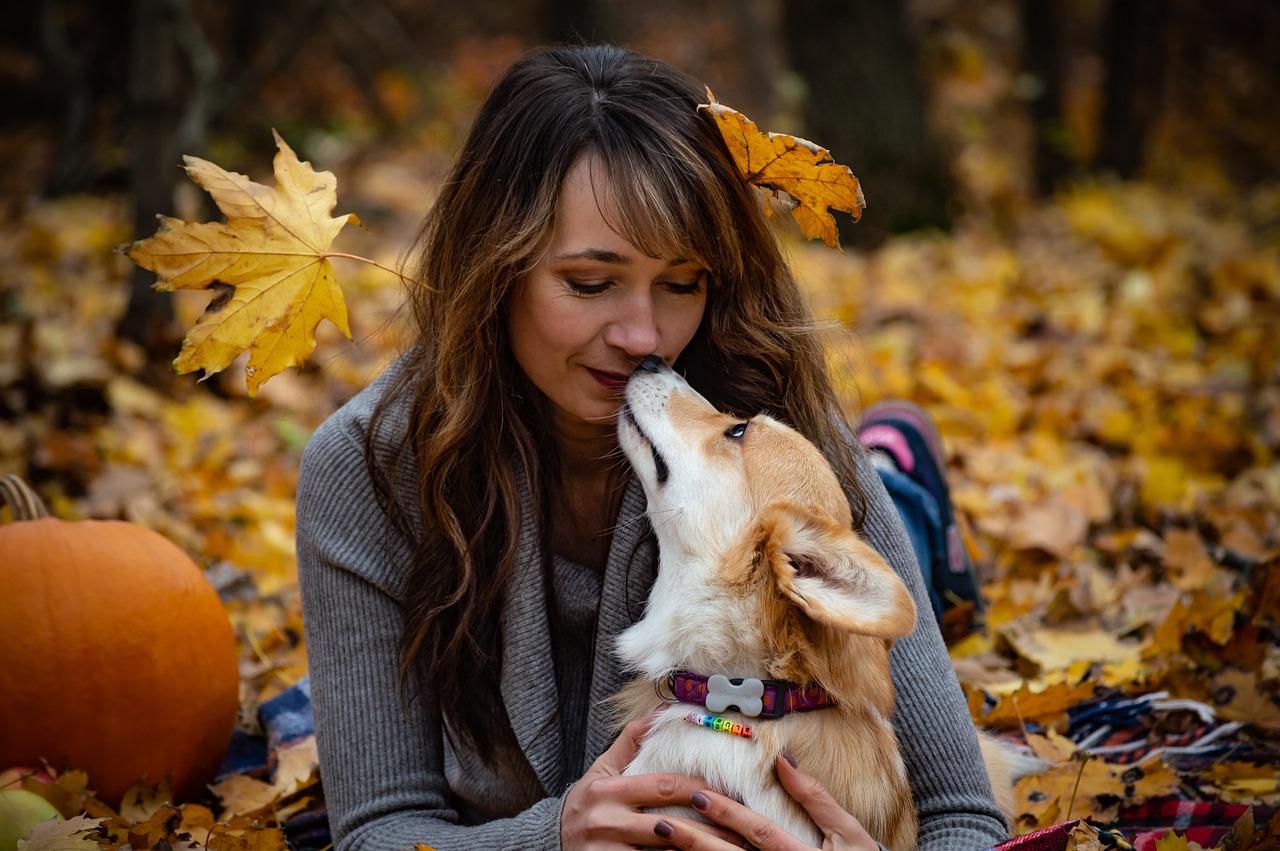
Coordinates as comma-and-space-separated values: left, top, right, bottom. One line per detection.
759, 503, 917, 641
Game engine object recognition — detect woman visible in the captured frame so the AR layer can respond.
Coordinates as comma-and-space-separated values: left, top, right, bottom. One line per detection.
296, 44, 1006, 850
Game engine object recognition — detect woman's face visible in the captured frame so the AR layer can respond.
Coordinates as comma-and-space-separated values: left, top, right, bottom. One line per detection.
508, 156, 708, 441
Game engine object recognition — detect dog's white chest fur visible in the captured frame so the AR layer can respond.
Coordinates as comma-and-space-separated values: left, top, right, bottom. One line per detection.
620, 698, 822, 846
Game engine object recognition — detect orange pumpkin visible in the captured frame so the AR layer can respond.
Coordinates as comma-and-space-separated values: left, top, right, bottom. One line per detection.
0, 474, 240, 806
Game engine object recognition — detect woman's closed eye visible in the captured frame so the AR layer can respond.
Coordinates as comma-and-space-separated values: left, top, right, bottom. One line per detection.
563, 278, 614, 296
562, 276, 705, 298
662, 278, 705, 297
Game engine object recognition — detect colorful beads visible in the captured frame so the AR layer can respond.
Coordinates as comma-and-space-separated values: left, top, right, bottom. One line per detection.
683, 712, 754, 739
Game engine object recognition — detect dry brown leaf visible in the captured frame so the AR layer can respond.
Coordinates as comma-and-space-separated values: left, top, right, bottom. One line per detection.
1007, 495, 1090, 558
1024, 729, 1077, 764
209, 737, 319, 819
116, 777, 172, 824
1211, 670, 1280, 729
126, 804, 185, 850
14, 816, 103, 851
1213, 807, 1258, 851
1065, 821, 1107, 851
699, 98, 864, 250
206, 776, 278, 821
205, 824, 289, 851
176, 804, 218, 839
1164, 527, 1233, 593
1250, 557, 1280, 627
23, 773, 118, 826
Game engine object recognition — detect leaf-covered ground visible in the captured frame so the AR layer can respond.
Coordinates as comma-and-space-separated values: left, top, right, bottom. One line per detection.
3, 23, 1279, 841
3, 157, 1277, 848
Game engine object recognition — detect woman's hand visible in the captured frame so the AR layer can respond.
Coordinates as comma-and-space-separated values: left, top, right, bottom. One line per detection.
562, 713, 746, 849
648, 753, 880, 851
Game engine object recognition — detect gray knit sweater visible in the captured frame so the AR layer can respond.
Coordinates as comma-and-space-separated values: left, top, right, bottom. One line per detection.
296, 356, 1009, 851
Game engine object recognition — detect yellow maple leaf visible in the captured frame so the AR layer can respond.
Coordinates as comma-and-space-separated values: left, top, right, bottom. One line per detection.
967, 676, 1098, 730
997, 623, 1143, 679
699, 98, 865, 251
1012, 755, 1181, 826
1153, 830, 1191, 851
121, 131, 360, 397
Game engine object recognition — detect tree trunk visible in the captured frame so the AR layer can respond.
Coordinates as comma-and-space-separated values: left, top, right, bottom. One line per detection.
118, 0, 181, 356
1098, 0, 1164, 178
781, 0, 949, 246
1020, 0, 1070, 197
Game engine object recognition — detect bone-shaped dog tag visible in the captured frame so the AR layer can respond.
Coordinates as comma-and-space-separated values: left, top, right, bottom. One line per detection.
705, 675, 765, 717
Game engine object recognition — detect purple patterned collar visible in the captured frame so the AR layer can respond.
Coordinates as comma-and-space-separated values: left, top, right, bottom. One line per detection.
669, 671, 838, 719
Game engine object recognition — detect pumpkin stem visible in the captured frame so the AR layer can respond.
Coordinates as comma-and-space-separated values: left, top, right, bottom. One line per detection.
0, 474, 53, 521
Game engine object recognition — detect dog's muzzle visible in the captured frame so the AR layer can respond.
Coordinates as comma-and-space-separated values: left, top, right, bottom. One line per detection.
622, 370, 671, 487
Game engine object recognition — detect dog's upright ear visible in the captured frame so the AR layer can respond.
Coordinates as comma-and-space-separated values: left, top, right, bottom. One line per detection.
760, 503, 917, 640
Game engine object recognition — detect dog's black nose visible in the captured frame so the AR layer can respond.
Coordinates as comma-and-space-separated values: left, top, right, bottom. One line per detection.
635, 355, 668, 374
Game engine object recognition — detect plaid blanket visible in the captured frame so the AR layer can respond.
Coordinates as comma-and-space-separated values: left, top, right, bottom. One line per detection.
1117, 799, 1275, 850
1063, 691, 1265, 769
223, 679, 1273, 850
217, 675, 329, 848
987, 800, 1276, 851
984, 690, 1277, 851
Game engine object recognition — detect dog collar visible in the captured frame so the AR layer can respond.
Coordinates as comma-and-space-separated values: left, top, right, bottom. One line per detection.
670, 672, 837, 719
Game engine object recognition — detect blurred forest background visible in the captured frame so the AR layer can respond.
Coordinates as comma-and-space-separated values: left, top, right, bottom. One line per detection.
1, 0, 1279, 844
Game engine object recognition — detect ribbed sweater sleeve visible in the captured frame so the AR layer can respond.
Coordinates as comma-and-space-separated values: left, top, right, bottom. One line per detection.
852, 450, 1010, 850
296, 377, 565, 851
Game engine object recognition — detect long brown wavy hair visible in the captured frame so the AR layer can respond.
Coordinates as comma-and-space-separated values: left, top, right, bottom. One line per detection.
366, 44, 868, 764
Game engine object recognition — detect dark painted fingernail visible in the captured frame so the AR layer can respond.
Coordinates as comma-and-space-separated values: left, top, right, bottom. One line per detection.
691, 791, 711, 811
781, 748, 798, 768
655, 819, 674, 839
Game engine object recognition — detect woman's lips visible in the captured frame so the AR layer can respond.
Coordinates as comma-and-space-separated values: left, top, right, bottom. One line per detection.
587, 368, 630, 392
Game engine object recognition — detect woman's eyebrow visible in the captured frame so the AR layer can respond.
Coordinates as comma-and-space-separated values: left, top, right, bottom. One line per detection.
554, 249, 695, 268
554, 248, 631, 264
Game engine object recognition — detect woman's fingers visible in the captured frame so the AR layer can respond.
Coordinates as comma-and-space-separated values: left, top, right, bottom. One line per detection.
581, 769, 705, 810
651, 812, 754, 850
773, 753, 844, 833
564, 772, 702, 847
652, 757, 881, 851
675, 789, 799, 850
774, 754, 878, 850
563, 711, 731, 849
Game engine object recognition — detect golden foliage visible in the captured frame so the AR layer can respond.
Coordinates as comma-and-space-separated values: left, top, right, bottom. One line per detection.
121, 133, 359, 397
3, 96, 1278, 851
699, 97, 865, 250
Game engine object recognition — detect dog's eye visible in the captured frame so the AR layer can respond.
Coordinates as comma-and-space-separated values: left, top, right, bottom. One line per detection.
724, 422, 749, 440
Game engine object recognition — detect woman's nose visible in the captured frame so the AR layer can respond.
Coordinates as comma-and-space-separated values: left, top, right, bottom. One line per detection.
604, 296, 660, 358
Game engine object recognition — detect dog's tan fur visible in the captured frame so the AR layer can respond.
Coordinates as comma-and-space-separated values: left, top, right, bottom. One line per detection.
614, 360, 1023, 849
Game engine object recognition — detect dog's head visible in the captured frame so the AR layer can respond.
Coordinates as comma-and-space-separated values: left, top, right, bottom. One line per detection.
617, 356, 916, 684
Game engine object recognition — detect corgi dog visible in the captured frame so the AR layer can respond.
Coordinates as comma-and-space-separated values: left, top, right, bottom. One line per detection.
613, 356, 1025, 850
